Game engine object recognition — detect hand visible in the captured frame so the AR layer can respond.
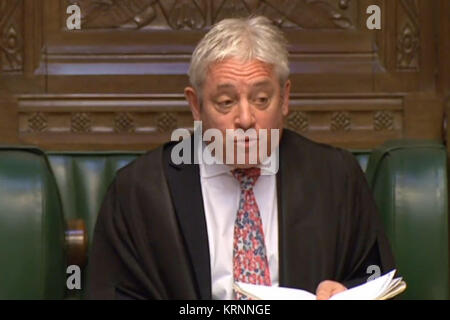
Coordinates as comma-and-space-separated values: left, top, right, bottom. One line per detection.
315, 280, 347, 300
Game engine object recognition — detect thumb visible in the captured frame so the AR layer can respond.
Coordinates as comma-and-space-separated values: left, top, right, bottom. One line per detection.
316, 281, 334, 300
316, 280, 347, 300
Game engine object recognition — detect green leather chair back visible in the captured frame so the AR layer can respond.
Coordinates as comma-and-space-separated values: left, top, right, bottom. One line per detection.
0, 147, 66, 299
366, 140, 449, 299
0, 145, 446, 299
46, 151, 371, 231
46, 152, 143, 247
46, 152, 143, 299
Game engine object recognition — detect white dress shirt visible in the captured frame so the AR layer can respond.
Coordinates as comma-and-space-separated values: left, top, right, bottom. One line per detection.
199, 160, 279, 300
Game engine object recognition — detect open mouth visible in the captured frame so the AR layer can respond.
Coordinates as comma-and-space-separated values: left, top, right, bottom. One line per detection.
235, 136, 257, 142
235, 137, 258, 148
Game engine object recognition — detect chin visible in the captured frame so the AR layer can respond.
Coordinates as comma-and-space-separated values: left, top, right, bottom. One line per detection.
231, 154, 262, 168
232, 163, 259, 169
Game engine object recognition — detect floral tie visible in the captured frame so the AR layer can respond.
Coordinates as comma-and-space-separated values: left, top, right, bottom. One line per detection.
232, 167, 271, 299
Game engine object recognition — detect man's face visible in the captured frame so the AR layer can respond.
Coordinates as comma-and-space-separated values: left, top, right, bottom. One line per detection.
185, 58, 290, 167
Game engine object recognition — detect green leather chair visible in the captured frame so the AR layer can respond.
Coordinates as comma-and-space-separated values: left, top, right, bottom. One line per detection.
0, 147, 66, 299
366, 140, 449, 299
0, 141, 448, 299
46, 152, 143, 248
46, 151, 143, 299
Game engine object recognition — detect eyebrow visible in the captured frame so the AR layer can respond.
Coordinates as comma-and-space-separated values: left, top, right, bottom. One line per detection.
250, 80, 273, 89
215, 80, 273, 91
216, 83, 236, 91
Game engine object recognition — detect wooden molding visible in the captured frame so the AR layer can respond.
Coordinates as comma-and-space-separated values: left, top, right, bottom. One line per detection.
17, 93, 404, 150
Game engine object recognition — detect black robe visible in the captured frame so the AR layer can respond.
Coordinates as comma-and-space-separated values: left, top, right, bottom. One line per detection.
87, 129, 395, 299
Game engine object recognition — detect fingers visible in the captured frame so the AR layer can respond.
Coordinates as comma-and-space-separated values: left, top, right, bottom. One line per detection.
316, 290, 331, 300
316, 280, 347, 300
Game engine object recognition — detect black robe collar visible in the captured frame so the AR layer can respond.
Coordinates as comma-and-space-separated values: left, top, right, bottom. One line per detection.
163, 138, 212, 299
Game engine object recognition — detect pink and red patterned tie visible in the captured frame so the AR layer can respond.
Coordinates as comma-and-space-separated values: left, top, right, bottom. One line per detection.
232, 167, 271, 299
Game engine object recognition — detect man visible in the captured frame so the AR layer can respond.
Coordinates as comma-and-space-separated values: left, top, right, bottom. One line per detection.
88, 16, 395, 300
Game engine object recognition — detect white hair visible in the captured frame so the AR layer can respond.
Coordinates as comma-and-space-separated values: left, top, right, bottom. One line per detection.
188, 15, 289, 94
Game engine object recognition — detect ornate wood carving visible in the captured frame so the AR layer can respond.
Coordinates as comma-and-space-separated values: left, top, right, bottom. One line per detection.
0, 0, 23, 72
46, 0, 368, 94
156, 112, 178, 133
374, 111, 394, 131
212, 0, 354, 29
331, 111, 351, 131
397, 0, 420, 70
168, 0, 207, 29
115, 112, 135, 133
28, 112, 47, 132
71, 112, 91, 132
63, 0, 354, 30
286, 111, 309, 133
64, 0, 207, 30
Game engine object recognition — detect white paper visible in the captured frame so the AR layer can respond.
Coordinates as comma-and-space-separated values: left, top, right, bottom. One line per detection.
234, 269, 403, 300
234, 282, 316, 300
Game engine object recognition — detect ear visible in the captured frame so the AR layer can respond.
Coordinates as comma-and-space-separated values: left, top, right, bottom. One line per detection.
184, 86, 202, 121
281, 80, 291, 117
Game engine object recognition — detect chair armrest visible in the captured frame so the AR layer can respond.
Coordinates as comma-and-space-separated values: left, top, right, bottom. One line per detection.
0, 147, 66, 299
65, 219, 88, 268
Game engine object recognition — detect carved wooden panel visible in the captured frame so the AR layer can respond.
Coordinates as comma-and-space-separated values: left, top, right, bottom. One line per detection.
44, 0, 375, 95
0, 0, 24, 72
0, 0, 447, 151
62, 0, 358, 30
17, 93, 403, 149
396, 0, 420, 71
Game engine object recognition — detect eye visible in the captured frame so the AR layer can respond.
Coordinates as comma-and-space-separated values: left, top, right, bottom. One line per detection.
253, 95, 270, 107
217, 98, 235, 109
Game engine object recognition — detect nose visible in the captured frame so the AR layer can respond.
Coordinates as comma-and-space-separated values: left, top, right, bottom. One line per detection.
235, 98, 255, 129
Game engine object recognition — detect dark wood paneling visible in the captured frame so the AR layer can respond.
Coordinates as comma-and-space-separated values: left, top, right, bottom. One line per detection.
0, 0, 447, 150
